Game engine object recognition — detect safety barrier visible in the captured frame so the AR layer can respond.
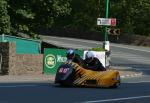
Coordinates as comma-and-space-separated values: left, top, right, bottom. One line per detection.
0, 34, 41, 54
44, 48, 83, 74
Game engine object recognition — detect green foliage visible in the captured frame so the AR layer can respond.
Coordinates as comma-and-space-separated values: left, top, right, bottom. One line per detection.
16, 9, 35, 19
7, 0, 71, 38
110, 0, 150, 35
69, 0, 103, 30
132, 0, 150, 35
0, 0, 149, 37
60, 0, 150, 36
0, 0, 10, 34
90, 47, 105, 51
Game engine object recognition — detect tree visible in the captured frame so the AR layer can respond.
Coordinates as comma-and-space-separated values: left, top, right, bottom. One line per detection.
132, 0, 150, 36
7, 0, 71, 37
0, 0, 10, 34
68, 0, 105, 30
4, 0, 150, 37
110, 0, 150, 35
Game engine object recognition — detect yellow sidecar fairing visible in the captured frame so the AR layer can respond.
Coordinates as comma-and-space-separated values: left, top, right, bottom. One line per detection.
55, 62, 120, 88
69, 62, 120, 88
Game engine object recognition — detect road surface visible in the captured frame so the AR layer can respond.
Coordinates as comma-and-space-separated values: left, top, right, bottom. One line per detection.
0, 82, 150, 103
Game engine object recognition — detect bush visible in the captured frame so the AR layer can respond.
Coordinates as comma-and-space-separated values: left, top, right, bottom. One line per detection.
90, 47, 105, 51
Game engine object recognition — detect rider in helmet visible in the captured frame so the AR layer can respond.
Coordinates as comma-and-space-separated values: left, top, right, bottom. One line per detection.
66, 49, 84, 66
83, 51, 106, 71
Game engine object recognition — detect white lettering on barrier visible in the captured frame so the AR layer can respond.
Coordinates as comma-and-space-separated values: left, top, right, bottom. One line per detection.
57, 55, 67, 62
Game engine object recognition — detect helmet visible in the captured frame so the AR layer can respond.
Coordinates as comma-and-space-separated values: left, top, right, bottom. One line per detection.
66, 49, 75, 60
85, 51, 94, 63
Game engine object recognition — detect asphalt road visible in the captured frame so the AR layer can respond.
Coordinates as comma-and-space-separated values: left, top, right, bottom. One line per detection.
0, 82, 150, 103
1, 36, 150, 103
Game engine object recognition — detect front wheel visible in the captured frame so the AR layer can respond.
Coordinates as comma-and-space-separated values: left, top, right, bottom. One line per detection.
110, 75, 121, 88
111, 82, 120, 88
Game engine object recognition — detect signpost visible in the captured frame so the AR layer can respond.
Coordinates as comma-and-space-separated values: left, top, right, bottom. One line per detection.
107, 28, 120, 40
97, 18, 116, 26
111, 18, 116, 26
107, 28, 120, 35
97, 18, 116, 51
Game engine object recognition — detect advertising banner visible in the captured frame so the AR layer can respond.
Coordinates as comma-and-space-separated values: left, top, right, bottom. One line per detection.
44, 48, 83, 74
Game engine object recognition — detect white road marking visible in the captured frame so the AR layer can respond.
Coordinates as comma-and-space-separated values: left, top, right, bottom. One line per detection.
120, 74, 142, 78
0, 85, 37, 88
80, 95, 150, 103
126, 81, 150, 83
136, 69, 150, 71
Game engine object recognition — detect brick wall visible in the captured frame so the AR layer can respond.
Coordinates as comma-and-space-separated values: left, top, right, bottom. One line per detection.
13, 54, 43, 75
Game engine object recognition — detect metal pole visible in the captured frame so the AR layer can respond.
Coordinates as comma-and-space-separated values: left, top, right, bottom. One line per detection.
104, 0, 110, 68
105, 0, 109, 41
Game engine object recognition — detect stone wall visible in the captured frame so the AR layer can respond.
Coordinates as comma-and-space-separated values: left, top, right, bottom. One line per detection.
11, 54, 43, 75
0, 42, 43, 75
8, 43, 16, 75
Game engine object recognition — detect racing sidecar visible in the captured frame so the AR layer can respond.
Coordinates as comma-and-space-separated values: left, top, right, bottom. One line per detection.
55, 62, 120, 88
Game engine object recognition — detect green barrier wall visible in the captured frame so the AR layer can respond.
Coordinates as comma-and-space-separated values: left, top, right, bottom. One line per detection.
0, 35, 41, 54
44, 48, 83, 74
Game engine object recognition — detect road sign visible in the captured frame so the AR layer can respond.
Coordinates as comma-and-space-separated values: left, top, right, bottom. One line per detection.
97, 18, 110, 26
97, 18, 116, 26
107, 28, 120, 35
111, 18, 116, 26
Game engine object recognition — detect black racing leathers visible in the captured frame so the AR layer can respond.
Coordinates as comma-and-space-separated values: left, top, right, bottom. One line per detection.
67, 54, 106, 71
83, 57, 106, 71
67, 54, 84, 66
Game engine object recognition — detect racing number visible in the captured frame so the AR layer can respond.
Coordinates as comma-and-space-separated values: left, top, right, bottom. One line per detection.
59, 68, 69, 74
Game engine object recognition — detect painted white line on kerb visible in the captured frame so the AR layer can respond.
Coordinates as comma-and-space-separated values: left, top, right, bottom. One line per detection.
127, 81, 150, 83
80, 95, 150, 103
0, 85, 37, 88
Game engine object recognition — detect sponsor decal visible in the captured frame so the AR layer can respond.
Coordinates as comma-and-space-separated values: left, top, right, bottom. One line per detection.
45, 54, 56, 69
57, 55, 67, 62
58, 68, 70, 74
